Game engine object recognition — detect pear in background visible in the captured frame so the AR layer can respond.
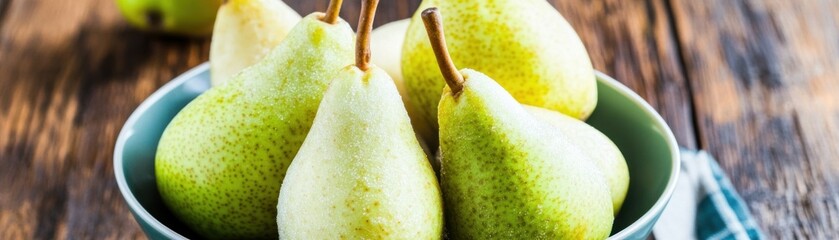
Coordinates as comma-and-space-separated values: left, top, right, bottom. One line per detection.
526, 105, 630, 215
403, 0, 598, 145
117, 0, 223, 36
277, 1, 443, 238
154, 2, 354, 238
371, 19, 409, 83
370, 18, 437, 169
210, 0, 302, 86
424, 9, 613, 238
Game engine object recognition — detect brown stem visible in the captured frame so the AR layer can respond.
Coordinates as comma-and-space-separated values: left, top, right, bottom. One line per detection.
422, 8, 464, 95
320, 0, 344, 24
355, 0, 380, 71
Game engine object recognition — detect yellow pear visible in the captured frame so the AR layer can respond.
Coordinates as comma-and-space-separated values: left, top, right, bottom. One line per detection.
526, 105, 629, 215
209, 0, 302, 86
277, 1, 443, 238
155, 2, 354, 238
422, 8, 613, 238
402, 0, 597, 144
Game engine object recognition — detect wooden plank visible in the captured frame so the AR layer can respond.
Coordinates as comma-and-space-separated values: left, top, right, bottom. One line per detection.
0, 0, 10, 30
0, 0, 208, 238
669, 0, 839, 238
552, 0, 697, 149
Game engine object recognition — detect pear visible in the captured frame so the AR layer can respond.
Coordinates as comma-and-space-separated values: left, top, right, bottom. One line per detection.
371, 19, 409, 84
117, 0, 222, 36
277, 1, 443, 239
402, 0, 597, 145
210, 0, 302, 86
370, 18, 437, 170
154, 1, 355, 238
525, 105, 629, 215
423, 9, 613, 238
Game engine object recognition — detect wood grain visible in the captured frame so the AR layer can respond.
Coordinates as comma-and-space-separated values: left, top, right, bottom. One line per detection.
551, 0, 697, 149
670, 0, 839, 238
0, 0, 837, 239
0, 0, 208, 238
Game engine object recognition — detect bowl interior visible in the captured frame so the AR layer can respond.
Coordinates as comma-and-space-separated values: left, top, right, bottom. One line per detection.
115, 65, 211, 239
587, 74, 677, 236
115, 64, 677, 239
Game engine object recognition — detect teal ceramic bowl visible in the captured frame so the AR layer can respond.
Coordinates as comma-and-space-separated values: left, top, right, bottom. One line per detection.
115, 63, 679, 240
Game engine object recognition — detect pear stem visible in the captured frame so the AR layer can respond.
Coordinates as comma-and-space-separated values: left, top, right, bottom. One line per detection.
422, 8, 464, 95
321, 0, 344, 24
355, 0, 379, 71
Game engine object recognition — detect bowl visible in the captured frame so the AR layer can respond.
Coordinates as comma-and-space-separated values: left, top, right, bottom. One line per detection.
115, 63, 679, 240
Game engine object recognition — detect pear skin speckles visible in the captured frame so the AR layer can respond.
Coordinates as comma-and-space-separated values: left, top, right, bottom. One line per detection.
438, 70, 613, 239
403, 0, 597, 135
155, 14, 355, 239
277, 67, 444, 239
525, 105, 629, 215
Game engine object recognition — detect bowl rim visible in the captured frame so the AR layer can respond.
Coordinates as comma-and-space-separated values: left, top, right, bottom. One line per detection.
114, 63, 209, 240
596, 71, 681, 239
114, 63, 680, 239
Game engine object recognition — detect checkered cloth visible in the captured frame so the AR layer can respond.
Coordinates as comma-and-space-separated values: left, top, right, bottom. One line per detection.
653, 150, 765, 240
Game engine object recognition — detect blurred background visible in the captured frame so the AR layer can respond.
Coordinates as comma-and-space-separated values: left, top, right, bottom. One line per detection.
0, 0, 837, 239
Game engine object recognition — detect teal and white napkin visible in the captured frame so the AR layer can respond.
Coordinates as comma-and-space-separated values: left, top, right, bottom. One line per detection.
653, 150, 765, 240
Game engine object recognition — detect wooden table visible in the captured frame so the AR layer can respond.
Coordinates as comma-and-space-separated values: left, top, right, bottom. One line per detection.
1, 0, 837, 239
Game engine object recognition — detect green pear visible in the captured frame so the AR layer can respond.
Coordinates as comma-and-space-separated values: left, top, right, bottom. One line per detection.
210, 0, 302, 86
116, 0, 223, 36
423, 9, 612, 238
277, 1, 443, 238
370, 18, 438, 169
154, 3, 355, 238
525, 105, 629, 215
402, 0, 597, 145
